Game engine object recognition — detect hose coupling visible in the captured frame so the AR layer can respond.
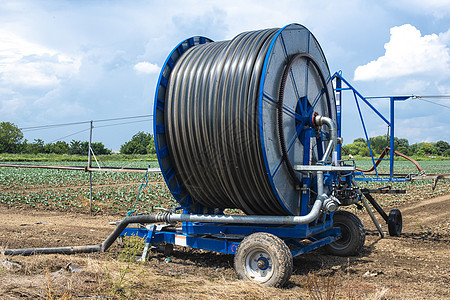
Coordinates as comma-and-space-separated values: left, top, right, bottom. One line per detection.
322, 195, 341, 213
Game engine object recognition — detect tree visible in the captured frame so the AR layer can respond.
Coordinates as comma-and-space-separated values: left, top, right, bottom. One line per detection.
418, 143, 436, 156
69, 140, 85, 155
91, 142, 111, 155
397, 137, 409, 149
435, 140, 449, 156
343, 141, 370, 157
44, 141, 69, 154
68, 140, 109, 155
353, 137, 366, 143
407, 143, 419, 156
444, 149, 450, 157
26, 139, 45, 154
368, 135, 389, 155
0, 122, 24, 153
120, 132, 155, 154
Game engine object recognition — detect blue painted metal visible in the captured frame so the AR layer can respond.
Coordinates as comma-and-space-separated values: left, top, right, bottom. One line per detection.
335, 75, 342, 160
291, 228, 341, 257
354, 177, 409, 182
333, 73, 390, 124
352, 88, 379, 177
258, 24, 298, 216
119, 220, 340, 256
182, 219, 332, 238
154, 36, 213, 212
332, 72, 414, 182
145, 29, 348, 265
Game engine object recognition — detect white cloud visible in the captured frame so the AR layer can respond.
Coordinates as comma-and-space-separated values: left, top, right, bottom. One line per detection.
436, 82, 450, 94
387, 0, 450, 19
0, 29, 81, 89
439, 28, 450, 44
354, 24, 450, 81
133, 61, 160, 74
393, 79, 430, 94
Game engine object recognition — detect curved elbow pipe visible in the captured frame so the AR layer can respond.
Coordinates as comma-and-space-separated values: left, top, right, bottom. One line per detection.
314, 115, 337, 163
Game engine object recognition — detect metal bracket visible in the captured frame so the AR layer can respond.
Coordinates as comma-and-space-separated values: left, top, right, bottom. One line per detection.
294, 165, 355, 172
140, 224, 156, 261
361, 188, 406, 194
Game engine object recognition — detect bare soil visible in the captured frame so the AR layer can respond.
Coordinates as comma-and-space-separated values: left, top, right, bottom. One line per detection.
0, 194, 449, 299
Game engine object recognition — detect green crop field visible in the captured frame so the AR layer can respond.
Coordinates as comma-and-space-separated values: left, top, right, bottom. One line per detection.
353, 159, 450, 174
0, 160, 175, 214
0, 159, 449, 214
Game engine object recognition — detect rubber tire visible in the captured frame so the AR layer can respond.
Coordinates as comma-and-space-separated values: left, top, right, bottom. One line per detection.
388, 209, 402, 236
325, 210, 365, 256
234, 232, 293, 287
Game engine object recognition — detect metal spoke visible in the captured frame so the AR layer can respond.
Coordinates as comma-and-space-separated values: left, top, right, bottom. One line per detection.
272, 122, 304, 176
304, 57, 310, 112
287, 123, 304, 153
264, 93, 304, 121
288, 69, 302, 113
311, 88, 326, 110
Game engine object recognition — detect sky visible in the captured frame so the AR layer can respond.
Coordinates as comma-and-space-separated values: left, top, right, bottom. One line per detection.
1, 0, 450, 151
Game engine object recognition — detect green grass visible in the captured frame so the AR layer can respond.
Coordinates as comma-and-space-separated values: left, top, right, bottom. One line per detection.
0, 153, 158, 162
345, 154, 450, 161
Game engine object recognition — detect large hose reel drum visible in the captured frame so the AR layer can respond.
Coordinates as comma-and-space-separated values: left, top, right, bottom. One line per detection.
154, 24, 336, 216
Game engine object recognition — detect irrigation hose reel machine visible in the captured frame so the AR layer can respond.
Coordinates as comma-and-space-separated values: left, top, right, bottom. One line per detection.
0, 24, 424, 288
149, 23, 404, 287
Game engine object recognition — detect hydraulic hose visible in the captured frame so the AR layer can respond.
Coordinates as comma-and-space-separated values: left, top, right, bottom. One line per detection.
355, 147, 424, 174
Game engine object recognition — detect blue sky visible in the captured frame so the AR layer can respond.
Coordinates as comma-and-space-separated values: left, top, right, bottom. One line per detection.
1, 0, 449, 150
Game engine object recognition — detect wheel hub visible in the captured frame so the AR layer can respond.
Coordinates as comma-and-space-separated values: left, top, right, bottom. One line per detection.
256, 256, 270, 270
244, 249, 274, 282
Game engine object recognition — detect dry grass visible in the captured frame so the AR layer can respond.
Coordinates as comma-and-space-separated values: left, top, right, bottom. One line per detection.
0, 238, 403, 300
0, 250, 420, 300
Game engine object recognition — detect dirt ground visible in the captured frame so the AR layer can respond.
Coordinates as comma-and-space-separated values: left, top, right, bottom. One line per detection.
0, 194, 449, 299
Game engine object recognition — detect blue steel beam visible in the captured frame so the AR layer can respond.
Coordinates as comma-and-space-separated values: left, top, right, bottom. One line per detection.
332, 72, 414, 182
335, 76, 342, 160
332, 72, 390, 125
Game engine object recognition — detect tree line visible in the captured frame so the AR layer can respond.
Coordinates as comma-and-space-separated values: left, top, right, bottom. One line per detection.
1, 121, 449, 157
0, 121, 156, 155
342, 135, 450, 157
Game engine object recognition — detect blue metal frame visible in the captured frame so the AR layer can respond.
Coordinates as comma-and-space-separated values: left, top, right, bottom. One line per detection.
154, 36, 213, 212
333, 72, 410, 182
120, 218, 341, 258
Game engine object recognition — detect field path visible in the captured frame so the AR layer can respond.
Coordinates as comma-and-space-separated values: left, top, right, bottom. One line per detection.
0, 193, 449, 299
400, 194, 450, 225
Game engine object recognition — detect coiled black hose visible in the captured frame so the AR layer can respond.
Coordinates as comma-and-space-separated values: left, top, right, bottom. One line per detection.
165, 29, 286, 215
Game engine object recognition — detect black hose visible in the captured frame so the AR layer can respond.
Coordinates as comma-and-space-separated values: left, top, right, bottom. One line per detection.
1, 205, 331, 256
2, 245, 102, 256
165, 28, 286, 216
1, 215, 162, 256
100, 215, 161, 251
